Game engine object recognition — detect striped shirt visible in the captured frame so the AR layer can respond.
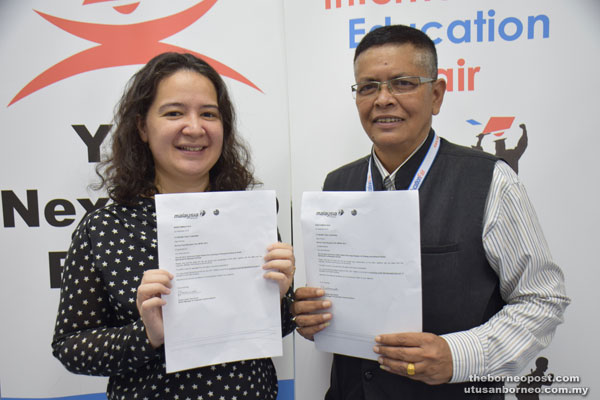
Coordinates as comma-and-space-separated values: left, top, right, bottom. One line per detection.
373, 153, 570, 382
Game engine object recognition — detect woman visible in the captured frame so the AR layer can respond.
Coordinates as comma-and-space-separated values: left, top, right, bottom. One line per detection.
52, 52, 295, 400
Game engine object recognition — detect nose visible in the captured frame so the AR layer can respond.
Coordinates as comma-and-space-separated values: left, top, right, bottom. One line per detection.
373, 82, 396, 107
182, 114, 205, 136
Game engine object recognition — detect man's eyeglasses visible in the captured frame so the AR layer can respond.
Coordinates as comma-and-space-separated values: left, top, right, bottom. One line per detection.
351, 76, 436, 99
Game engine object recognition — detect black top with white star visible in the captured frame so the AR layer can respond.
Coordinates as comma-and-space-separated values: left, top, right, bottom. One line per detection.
52, 197, 294, 400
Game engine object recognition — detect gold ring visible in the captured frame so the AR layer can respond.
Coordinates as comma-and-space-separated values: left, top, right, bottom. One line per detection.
407, 362, 415, 376
291, 316, 297, 325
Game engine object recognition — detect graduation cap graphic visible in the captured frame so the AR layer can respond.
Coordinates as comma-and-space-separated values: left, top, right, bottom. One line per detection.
468, 117, 515, 138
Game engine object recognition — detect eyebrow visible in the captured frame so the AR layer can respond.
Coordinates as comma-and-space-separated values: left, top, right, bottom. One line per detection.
357, 73, 415, 83
157, 102, 219, 113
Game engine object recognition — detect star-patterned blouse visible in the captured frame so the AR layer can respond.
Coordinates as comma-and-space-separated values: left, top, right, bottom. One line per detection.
52, 197, 295, 400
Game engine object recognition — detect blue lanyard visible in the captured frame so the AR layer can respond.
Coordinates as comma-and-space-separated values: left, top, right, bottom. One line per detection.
365, 133, 440, 192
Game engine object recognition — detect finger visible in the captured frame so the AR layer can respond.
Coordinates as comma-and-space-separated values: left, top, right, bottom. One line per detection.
264, 248, 295, 264
291, 299, 331, 316
295, 312, 331, 328
142, 269, 174, 279
373, 344, 422, 363
263, 271, 292, 293
376, 335, 453, 385
141, 269, 174, 286
378, 357, 422, 379
263, 270, 289, 280
296, 320, 331, 340
137, 282, 172, 298
267, 242, 293, 251
265, 243, 294, 260
139, 296, 167, 312
294, 286, 325, 301
264, 266, 294, 284
262, 258, 294, 273
379, 358, 449, 385
375, 332, 423, 347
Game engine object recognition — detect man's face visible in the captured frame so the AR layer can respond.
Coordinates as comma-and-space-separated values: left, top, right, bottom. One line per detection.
353, 44, 445, 162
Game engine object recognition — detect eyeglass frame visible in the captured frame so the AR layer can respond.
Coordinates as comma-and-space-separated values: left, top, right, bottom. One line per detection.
351, 76, 437, 99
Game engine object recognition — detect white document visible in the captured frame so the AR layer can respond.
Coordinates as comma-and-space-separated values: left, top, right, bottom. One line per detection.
155, 190, 281, 373
301, 191, 422, 360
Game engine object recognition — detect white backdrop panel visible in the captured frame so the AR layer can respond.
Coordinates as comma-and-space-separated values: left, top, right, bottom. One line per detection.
285, 1, 600, 399
0, 0, 293, 398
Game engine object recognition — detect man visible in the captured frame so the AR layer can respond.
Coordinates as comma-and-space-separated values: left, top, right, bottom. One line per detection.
292, 25, 569, 399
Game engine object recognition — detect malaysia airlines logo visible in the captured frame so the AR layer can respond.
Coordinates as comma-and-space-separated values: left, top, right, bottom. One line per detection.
8, 0, 260, 106
468, 116, 528, 174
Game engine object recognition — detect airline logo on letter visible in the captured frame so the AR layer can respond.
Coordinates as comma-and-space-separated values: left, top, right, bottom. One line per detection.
9, 0, 261, 106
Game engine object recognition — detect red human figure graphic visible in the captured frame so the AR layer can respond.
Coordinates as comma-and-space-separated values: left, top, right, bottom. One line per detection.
9, 0, 261, 106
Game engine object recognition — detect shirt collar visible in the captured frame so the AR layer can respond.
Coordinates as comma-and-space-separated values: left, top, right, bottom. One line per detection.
371, 133, 430, 186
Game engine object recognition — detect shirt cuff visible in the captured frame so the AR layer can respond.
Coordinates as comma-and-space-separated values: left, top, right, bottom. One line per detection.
441, 330, 486, 383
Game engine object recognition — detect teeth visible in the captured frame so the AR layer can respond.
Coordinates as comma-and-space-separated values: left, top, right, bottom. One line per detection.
376, 117, 402, 123
180, 146, 205, 151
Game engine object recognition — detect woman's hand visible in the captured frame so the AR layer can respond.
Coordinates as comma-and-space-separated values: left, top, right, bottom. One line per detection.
136, 269, 173, 348
263, 242, 295, 299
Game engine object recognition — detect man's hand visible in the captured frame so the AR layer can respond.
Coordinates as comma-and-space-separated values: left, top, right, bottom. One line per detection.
291, 287, 332, 341
373, 332, 453, 385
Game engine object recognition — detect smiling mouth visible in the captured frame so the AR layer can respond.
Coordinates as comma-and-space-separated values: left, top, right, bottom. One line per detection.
178, 145, 206, 152
374, 117, 404, 123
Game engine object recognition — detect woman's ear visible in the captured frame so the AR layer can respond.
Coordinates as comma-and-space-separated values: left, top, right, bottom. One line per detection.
137, 115, 148, 143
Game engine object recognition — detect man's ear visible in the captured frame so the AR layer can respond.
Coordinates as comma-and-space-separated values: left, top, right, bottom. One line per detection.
431, 78, 446, 116
137, 115, 148, 143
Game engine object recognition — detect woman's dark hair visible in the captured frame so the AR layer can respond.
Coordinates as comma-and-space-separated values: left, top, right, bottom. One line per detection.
96, 52, 258, 204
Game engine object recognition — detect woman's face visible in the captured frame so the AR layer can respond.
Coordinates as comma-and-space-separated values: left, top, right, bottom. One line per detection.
139, 69, 224, 193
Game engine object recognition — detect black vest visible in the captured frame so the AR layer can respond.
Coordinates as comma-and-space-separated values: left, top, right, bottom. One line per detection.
322, 132, 505, 399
